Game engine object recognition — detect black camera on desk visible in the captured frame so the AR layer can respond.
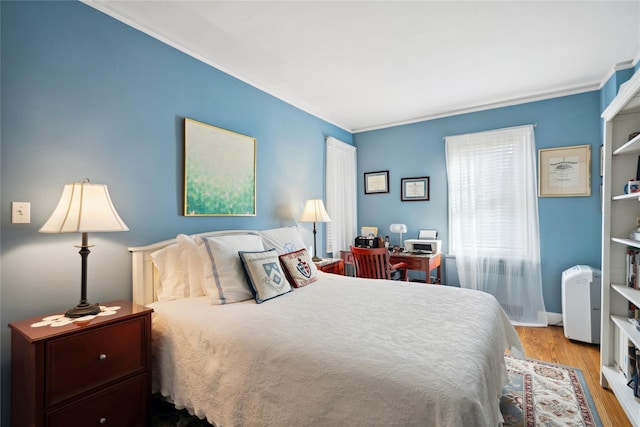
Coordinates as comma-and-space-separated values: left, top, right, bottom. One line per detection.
354, 236, 381, 248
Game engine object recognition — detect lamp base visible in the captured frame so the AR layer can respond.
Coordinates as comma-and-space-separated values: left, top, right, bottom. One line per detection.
312, 255, 322, 262
65, 302, 101, 318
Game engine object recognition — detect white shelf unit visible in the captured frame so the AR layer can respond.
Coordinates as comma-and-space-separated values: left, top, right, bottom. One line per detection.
602, 69, 640, 427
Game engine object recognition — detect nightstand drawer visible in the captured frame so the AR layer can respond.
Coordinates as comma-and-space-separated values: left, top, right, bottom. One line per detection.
46, 317, 147, 406
47, 374, 147, 427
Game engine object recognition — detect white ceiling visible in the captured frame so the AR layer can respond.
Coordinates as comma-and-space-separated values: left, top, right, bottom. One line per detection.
86, 1, 640, 132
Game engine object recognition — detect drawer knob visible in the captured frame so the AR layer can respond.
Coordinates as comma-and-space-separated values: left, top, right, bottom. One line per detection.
99, 417, 107, 424
99, 354, 107, 360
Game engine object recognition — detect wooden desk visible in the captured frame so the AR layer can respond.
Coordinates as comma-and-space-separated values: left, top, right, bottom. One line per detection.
389, 252, 441, 284
340, 250, 441, 284
315, 258, 344, 275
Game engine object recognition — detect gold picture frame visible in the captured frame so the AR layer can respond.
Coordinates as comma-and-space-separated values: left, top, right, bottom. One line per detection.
184, 118, 256, 216
538, 144, 591, 197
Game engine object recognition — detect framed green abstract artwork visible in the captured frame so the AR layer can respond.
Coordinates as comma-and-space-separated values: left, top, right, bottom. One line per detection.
184, 118, 256, 216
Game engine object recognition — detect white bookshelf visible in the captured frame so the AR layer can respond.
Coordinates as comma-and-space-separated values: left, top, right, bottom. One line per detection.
602, 69, 640, 426
612, 238, 640, 248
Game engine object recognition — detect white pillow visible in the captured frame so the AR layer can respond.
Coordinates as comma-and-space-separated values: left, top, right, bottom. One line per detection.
176, 234, 206, 297
260, 226, 306, 255
239, 249, 293, 303
150, 244, 188, 300
200, 234, 264, 304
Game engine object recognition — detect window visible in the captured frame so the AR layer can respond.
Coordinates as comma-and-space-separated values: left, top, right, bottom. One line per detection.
446, 127, 536, 258
325, 136, 357, 255
445, 125, 546, 325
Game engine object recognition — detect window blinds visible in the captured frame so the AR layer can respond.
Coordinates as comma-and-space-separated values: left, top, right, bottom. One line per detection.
446, 126, 538, 259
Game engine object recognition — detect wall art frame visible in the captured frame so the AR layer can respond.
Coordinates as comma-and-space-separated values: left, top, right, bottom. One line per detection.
600, 144, 604, 177
184, 118, 256, 216
538, 144, 591, 197
401, 176, 430, 201
364, 170, 389, 194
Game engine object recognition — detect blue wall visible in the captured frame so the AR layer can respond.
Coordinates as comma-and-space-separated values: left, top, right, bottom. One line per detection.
354, 92, 603, 313
0, 2, 351, 423
0, 1, 636, 424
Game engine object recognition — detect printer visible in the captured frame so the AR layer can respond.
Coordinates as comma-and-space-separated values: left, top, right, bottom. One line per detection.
404, 229, 441, 254
404, 239, 441, 254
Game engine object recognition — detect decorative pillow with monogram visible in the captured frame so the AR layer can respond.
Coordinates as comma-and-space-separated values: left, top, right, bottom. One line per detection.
279, 248, 318, 288
239, 249, 293, 303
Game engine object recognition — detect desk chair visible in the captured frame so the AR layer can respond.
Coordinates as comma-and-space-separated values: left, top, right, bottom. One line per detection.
350, 246, 408, 281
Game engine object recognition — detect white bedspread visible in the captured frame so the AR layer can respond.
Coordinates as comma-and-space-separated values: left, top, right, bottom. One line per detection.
150, 272, 522, 426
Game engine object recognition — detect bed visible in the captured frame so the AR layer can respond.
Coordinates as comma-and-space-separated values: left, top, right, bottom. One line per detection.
129, 228, 523, 426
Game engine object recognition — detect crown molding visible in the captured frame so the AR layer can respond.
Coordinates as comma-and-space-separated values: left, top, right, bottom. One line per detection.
598, 59, 637, 89
353, 82, 600, 133
81, 0, 352, 133
81, 1, 640, 134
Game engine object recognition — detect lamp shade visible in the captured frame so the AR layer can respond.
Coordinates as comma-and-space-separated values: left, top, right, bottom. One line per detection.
389, 224, 407, 234
299, 199, 331, 223
40, 181, 129, 233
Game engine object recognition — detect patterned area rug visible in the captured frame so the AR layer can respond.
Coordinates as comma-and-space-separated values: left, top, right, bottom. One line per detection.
501, 356, 602, 427
152, 356, 602, 427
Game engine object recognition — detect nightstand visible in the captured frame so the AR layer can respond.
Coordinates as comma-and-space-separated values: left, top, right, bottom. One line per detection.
9, 300, 153, 427
315, 258, 345, 275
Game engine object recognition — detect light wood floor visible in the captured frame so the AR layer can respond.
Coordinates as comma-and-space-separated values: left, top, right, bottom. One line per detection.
515, 325, 629, 427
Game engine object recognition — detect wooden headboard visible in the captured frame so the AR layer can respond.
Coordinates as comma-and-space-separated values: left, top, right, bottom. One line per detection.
128, 230, 261, 306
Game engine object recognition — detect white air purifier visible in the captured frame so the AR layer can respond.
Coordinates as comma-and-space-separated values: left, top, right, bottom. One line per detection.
561, 265, 601, 344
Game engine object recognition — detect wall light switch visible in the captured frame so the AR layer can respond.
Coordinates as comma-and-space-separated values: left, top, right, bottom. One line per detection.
12, 202, 31, 224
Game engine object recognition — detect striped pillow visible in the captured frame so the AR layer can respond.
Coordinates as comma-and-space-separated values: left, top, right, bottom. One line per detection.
199, 234, 264, 304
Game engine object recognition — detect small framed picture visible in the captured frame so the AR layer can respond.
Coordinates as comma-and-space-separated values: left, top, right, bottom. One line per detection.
600, 144, 603, 178
538, 144, 591, 197
364, 170, 389, 194
401, 176, 430, 201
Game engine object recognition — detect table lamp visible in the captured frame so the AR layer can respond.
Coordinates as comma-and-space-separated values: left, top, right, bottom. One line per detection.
39, 179, 129, 318
390, 223, 407, 249
299, 199, 331, 262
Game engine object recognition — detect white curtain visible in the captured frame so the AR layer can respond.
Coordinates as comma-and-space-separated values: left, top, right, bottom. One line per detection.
326, 136, 357, 255
445, 125, 547, 326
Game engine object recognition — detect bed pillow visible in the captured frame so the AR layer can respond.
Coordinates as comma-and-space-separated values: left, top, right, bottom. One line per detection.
176, 234, 206, 297
151, 243, 188, 300
200, 234, 264, 304
260, 226, 306, 255
279, 248, 318, 288
239, 249, 293, 303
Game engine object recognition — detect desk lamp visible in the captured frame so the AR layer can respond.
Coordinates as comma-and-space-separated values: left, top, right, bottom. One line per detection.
390, 224, 407, 249
299, 199, 331, 262
40, 179, 129, 318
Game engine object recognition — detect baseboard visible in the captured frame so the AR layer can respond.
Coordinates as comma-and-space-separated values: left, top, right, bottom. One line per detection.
547, 312, 563, 326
